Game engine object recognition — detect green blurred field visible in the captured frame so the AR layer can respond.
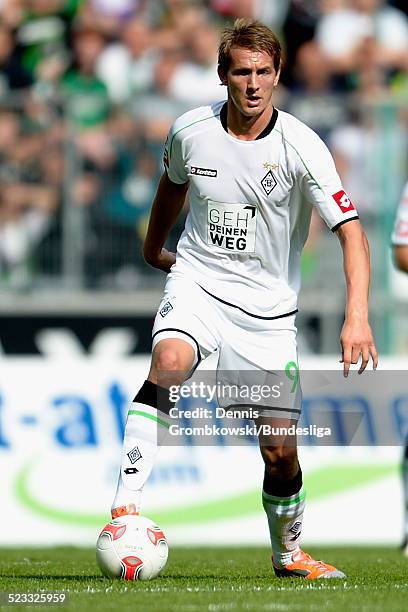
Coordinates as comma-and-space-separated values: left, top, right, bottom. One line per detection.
0, 547, 407, 612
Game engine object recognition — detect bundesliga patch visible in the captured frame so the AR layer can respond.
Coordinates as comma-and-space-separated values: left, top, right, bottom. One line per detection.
207, 200, 257, 252
127, 446, 142, 464
261, 170, 277, 195
191, 166, 217, 178
332, 190, 355, 213
159, 301, 173, 317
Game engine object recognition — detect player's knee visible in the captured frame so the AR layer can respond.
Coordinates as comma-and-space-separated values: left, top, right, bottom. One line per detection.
149, 342, 194, 386
154, 348, 181, 372
261, 445, 298, 475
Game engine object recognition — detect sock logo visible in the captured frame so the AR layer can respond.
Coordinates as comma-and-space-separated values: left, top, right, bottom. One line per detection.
124, 467, 139, 475
289, 521, 302, 541
289, 521, 302, 533
159, 301, 173, 318
127, 446, 142, 464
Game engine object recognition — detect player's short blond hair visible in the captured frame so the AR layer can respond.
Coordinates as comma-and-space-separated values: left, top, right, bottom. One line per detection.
218, 18, 282, 75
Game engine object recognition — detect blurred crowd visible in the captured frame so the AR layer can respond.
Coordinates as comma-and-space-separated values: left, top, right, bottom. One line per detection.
0, 0, 407, 289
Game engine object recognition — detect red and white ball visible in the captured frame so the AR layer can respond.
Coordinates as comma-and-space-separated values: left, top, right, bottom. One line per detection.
96, 515, 168, 580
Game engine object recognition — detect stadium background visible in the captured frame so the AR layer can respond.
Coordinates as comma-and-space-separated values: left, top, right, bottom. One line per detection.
0, 0, 407, 548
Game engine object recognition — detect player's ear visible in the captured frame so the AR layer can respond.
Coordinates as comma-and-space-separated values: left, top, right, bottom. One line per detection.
218, 66, 227, 86
273, 68, 281, 87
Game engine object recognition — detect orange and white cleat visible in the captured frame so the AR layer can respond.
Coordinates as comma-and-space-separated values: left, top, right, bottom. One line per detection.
111, 503, 139, 519
273, 550, 346, 579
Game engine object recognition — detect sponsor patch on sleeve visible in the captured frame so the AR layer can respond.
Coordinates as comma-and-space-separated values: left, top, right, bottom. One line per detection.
332, 190, 355, 213
395, 220, 408, 240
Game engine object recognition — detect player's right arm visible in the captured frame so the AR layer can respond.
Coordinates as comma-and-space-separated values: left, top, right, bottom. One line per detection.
392, 181, 408, 274
143, 172, 189, 273
143, 118, 190, 273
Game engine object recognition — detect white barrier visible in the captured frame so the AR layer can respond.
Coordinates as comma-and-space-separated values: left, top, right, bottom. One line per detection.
0, 356, 405, 546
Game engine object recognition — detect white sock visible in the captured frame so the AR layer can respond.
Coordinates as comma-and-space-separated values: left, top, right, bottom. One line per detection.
262, 486, 306, 566
111, 402, 169, 514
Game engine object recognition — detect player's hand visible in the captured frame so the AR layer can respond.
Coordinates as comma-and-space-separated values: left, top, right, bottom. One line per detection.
340, 318, 378, 377
144, 247, 176, 273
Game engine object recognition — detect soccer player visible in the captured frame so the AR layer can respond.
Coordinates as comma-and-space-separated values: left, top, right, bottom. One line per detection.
391, 180, 408, 556
110, 19, 378, 579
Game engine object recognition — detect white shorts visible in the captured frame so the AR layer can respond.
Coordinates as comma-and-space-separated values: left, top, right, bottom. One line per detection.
152, 272, 301, 420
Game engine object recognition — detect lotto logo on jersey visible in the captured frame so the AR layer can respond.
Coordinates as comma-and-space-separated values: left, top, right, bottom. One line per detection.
332, 190, 355, 213
191, 166, 217, 178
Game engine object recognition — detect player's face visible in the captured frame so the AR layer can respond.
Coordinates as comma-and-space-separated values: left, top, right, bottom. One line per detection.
219, 47, 280, 118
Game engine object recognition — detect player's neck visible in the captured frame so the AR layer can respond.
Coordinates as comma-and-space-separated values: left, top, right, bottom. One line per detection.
226, 100, 274, 141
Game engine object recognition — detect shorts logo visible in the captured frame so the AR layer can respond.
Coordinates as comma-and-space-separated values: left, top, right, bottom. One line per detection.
127, 446, 142, 464
332, 190, 355, 213
159, 301, 173, 317
191, 166, 217, 178
261, 170, 277, 195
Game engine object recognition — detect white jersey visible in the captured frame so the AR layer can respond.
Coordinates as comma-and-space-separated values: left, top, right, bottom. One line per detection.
164, 101, 359, 318
392, 181, 408, 246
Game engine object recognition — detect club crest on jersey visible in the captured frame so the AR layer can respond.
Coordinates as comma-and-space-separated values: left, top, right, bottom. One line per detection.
332, 190, 355, 213
191, 166, 217, 178
261, 170, 277, 195
159, 301, 173, 317
127, 446, 142, 464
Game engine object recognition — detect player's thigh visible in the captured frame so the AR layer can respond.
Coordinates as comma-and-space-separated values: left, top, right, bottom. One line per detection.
152, 274, 220, 383
217, 315, 301, 421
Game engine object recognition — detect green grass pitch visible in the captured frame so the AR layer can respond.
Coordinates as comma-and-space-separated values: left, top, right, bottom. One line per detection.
0, 547, 407, 611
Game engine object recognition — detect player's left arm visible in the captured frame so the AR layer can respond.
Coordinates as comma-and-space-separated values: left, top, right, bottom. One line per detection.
295, 124, 378, 376
392, 182, 408, 273
335, 219, 378, 376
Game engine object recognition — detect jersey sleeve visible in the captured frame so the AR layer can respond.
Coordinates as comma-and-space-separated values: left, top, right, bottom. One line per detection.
392, 182, 408, 246
163, 121, 188, 185
296, 129, 359, 232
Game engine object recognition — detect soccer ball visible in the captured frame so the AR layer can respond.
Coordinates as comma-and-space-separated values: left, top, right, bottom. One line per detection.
96, 515, 168, 580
